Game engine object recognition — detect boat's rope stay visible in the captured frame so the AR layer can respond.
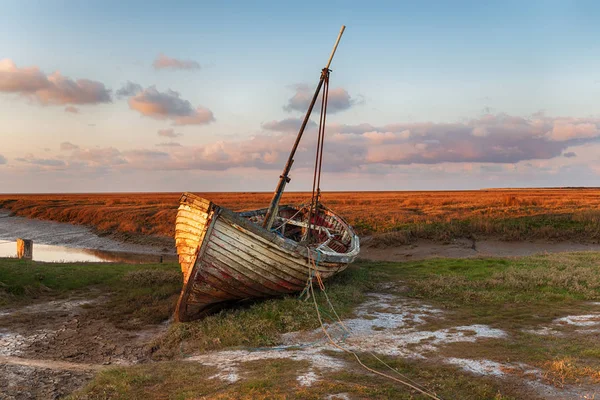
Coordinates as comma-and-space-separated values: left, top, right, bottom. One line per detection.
305, 68, 330, 244
305, 250, 443, 400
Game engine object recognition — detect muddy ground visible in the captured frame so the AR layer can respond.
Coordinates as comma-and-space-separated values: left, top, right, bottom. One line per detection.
0, 295, 168, 399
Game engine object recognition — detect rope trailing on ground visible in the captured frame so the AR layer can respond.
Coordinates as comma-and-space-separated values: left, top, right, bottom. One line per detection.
305, 249, 443, 400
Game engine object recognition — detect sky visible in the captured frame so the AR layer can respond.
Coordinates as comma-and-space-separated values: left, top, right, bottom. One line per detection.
1, 0, 600, 193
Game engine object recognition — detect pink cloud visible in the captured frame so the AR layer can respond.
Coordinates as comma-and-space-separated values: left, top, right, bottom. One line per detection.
0, 59, 111, 105
153, 54, 200, 70
284, 83, 359, 114
12, 113, 600, 176
546, 120, 598, 141
129, 86, 214, 125
262, 118, 317, 132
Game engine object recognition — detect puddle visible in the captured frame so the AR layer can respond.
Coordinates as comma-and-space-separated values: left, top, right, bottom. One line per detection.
0, 209, 176, 263
0, 240, 175, 263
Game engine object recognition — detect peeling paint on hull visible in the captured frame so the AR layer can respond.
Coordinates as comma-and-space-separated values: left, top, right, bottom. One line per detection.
174, 193, 360, 322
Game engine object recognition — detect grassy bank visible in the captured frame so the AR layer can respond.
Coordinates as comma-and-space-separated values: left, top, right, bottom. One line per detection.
3, 254, 600, 398
367, 212, 600, 246
2, 189, 600, 245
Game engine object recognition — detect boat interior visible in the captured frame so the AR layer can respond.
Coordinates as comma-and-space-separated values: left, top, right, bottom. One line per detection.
240, 204, 354, 254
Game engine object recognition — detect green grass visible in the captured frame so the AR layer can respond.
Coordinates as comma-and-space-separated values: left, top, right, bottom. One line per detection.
0, 258, 182, 328
68, 357, 520, 400
373, 252, 600, 307
370, 253, 600, 388
152, 265, 375, 357
5, 253, 600, 398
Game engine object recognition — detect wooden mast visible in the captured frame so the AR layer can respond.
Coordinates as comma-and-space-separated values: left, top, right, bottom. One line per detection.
263, 25, 346, 230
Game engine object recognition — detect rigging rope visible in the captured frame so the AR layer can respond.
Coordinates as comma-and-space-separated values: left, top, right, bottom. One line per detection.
305, 249, 442, 400
306, 68, 330, 244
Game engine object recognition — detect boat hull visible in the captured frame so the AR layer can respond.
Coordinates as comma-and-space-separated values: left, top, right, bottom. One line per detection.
174, 193, 359, 322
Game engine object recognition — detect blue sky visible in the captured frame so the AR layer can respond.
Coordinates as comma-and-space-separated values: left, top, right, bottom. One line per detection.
1, 1, 600, 192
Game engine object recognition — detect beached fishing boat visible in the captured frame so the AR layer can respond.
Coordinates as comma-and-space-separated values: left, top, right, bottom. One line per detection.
174, 26, 360, 322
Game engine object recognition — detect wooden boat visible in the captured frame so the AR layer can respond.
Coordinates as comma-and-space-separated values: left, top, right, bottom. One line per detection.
174, 193, 360, 321
174, 26, 360, 322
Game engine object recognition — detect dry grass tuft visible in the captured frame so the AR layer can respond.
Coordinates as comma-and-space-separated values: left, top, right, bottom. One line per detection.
542, 357, 600, 387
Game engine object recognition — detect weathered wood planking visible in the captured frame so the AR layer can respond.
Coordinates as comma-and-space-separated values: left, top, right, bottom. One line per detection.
174, 192, 360, 322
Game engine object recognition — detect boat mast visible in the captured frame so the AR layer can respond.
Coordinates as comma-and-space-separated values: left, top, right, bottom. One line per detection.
263, 25, 346, 230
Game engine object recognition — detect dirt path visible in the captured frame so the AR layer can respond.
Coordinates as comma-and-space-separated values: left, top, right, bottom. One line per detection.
0, 356, 103, 372
361, 238, 600, 262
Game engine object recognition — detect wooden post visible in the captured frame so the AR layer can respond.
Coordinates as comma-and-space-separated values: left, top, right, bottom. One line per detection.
17, 238, 33, 260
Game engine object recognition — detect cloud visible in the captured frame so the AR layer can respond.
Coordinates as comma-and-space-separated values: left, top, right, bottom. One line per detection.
71, 147, 127, 167
283, 83, 358, 114
64, 106, 79, 113
116, 81, 143, 98
563, 151, 577, 158
153, 54, 200, 70
122, 150, 169, 165
15, 113, 600, 177
60, 142, 79, 151
0, 154, 6, 165
157, 128, 182, 138
329, 114, 600, 167
16, 154, 66, 167
0, 59, 48, 92
156, 142, 182, 147
546, 120, 598, 141
261, 118, 317, 132
129, 86, 214, 125
0, 59, 112, 105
